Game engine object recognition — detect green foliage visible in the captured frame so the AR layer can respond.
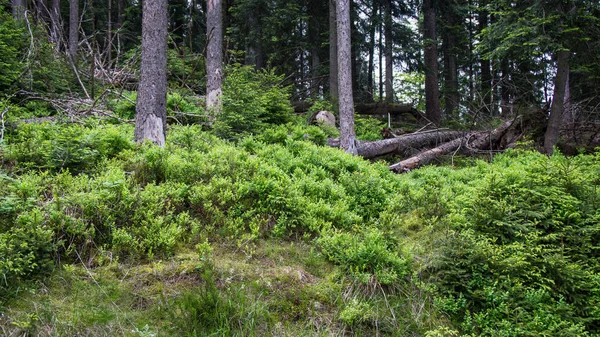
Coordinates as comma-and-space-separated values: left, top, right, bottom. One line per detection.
4, 122, 134, 173
0, 209, 54, 300
0, 13, 25, 93
318, 227, 409, 284
383, 150, 600, 335
110, 91, 206, 124
215, 65, 293, 140
355, 115, 386, 141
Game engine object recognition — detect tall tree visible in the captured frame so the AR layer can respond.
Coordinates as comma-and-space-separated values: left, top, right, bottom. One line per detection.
50, 0, 61, 49
12, 0, 25, 20
337, 0, 357, 154
206, 0, 223, 116
441, 0, 461, 117
329, 0, 339, 104
134, 0, 168, 146
478, 1, 492, 113
544, 50, 569, 154
423, 0, 441, 124
68, 0, 78, 58
384, 0, 393, 103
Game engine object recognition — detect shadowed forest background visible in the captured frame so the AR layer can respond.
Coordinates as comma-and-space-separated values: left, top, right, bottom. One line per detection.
1, 0, 600, 336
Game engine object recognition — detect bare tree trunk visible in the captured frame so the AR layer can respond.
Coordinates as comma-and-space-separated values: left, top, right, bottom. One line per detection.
68, 0, 79, 58
378, 21, 383, 101
479, 3, 492, 114
500, 59, 511, 116
337, 0, 356, 155
206, 0, 223, 116
12, 0, 25, 20
366, 2, 378, 100
390, 118, 518, 172
357, 131, 462, 158
390, 136, 469, 172
442, 7, 459, 117
50, 0, 61, 49
134, 0, 168, 146
329, 0, 338, 105
423, 0, 441, 125
107, 0, 112, 65
544, 50, 570, 155
384, 0, 393, 103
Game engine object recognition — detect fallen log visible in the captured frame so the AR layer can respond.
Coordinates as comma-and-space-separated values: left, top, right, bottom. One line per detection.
389, 117, 520, 172
389, 135, 472, 172
328, 130, 463, 158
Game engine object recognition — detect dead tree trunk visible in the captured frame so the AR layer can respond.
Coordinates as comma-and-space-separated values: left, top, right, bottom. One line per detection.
389, 135, 470, 172
389, 117, 519, 172
328, 130, 463, 158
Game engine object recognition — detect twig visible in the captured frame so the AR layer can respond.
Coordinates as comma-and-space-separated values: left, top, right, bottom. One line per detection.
0, 106, 8, 142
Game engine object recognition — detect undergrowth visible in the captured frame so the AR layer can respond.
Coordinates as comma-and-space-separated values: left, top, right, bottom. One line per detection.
1, 120, 599, 336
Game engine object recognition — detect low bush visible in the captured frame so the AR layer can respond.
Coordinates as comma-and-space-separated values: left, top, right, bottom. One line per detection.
214, 66, 293, 140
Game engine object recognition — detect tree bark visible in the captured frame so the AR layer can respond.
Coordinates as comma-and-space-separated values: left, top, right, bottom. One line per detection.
12, 0, 25, 20
367, 2, 378, 100
389, 117, 519, 172
206, 0, 223, 116
543, 50, 570, 155
423, 0, 441, 125
389, 135, 469, 172
336, 0, 356, 154
50, 0, 61, 49
329, 0, 338, 105
442, 5, 459, 117
68, 0, 79, 59
384, 0, 393, 103
479, 3, 492, 114
134, 0, 168, 146
343, 130, 463, 158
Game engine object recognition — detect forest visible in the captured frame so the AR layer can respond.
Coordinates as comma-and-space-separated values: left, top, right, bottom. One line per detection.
1, 0, 600, 335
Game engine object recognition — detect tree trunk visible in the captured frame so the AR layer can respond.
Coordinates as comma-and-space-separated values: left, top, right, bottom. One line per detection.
543, 50, 570, 155
134, 0, 168, 146
336, 0, 356, 155
423, 0, 441, 125
366, 2, 378, 100
500, 59, 511, 116
107, 0, 112, 65
389, 117, 519, 172
50, 0, 61, 49
68, 0, 79, 58
479, 4, 492, 114
12, 0, 25, 20
206, 0, 223, 116
384, 0, 393, 103
329, 0, 338, 105
442, 6, 458, 117
390, 136, 469, 172
357, 131, 462, 158
378, 21, 383, 101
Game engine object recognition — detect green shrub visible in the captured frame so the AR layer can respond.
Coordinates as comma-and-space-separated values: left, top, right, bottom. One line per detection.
383, 150, 600, 334
0, 13, 25, 93
318, 227, 409, 285
355, 115, 385, 141
0, 209, 54, 300
214, 65, 293, 140
5, 123, 134, 173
